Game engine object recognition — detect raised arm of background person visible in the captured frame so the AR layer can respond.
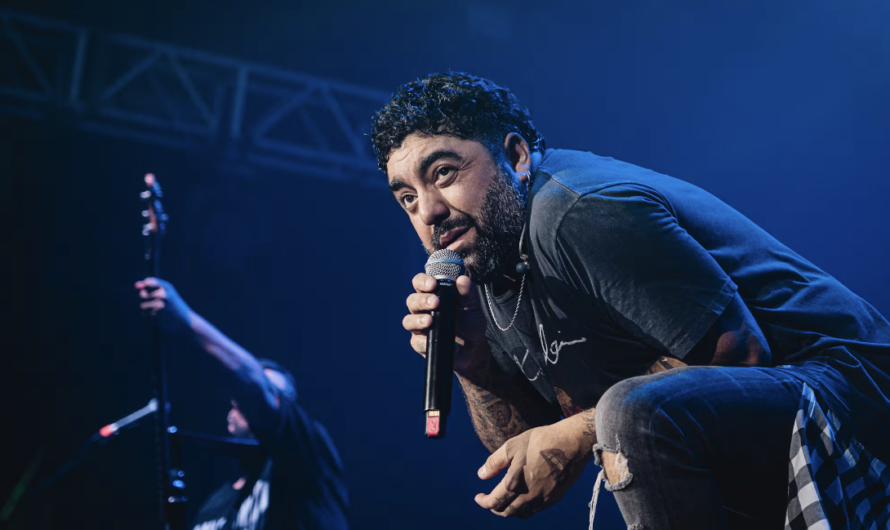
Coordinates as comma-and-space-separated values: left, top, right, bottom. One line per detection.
184, 311, 349, 529
135, 277, 280, 428
404, 273, 560, 453
134, 277, 349, 521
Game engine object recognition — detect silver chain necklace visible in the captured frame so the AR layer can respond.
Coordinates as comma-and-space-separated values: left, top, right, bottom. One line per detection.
485, 169, 532, 332
485, 273, 526, 332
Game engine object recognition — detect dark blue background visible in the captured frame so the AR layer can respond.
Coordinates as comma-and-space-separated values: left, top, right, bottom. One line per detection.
2, 0, 888, 528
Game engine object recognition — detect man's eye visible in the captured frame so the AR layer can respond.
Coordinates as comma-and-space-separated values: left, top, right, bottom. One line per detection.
400, 194, 416, 207
436, 166, 454, 179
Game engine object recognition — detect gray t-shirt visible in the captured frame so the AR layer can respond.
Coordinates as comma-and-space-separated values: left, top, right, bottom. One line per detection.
482, 148, 890, 460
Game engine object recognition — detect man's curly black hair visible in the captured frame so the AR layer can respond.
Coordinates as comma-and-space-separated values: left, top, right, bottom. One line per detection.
371, 72, 546, 173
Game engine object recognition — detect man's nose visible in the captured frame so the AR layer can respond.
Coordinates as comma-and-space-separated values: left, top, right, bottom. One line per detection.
418, 191, 449, 226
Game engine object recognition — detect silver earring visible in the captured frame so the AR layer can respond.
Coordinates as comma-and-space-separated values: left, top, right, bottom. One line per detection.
520, 170, 532, 193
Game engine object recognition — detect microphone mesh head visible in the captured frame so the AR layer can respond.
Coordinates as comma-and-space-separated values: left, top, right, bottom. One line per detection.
425, 249, 466, 280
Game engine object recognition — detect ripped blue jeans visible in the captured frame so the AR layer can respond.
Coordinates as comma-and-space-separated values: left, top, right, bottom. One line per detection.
593, 365, 805, 530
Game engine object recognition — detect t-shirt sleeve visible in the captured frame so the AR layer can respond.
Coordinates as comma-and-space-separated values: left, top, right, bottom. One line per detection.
555, 184, 737, 358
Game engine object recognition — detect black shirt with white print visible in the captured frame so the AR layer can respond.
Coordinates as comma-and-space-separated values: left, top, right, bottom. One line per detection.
482, 149, 890, 464
190, 394, 348, 530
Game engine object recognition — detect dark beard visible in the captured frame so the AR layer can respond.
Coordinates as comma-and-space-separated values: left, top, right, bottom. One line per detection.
427, 165, 527, 283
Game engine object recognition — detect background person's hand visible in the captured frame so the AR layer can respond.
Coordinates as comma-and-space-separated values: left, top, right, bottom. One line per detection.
402, 273, 488, 373
134, 277, 194, 335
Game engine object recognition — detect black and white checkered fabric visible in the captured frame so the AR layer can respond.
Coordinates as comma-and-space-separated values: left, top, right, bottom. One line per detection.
786, 384, 890, 530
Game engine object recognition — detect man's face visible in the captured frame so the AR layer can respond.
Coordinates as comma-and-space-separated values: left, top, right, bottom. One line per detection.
227, 400, 251, 438
386, 133, 526, 283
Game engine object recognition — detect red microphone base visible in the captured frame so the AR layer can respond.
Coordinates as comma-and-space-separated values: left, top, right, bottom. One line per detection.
425, 410, 446, 438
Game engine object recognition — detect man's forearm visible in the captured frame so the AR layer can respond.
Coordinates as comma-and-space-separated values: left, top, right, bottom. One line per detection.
188, 311, 278, 413
456, 350, 560, 453
556, 357, 690, 452
459, 352, 689, 453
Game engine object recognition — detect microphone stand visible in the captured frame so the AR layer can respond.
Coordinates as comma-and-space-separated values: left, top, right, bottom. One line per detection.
141, 174, 186, 530
4, 175, 264, 528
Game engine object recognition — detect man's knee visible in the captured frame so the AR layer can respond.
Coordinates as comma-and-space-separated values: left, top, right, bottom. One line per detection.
597, 447, 633, 490
594, 373, 690, 489
595, 376, 663, 442
593, 377, 656, 490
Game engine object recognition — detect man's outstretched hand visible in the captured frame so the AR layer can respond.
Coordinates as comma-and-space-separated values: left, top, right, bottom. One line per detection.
134, 277, 193, 335
475, 420, 593, 519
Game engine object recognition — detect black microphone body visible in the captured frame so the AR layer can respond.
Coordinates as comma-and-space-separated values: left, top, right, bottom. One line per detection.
424, 278, 458, 437
423, 249, 465, 439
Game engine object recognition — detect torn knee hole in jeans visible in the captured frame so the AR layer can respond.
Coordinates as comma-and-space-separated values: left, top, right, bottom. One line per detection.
592, 443, 634, 491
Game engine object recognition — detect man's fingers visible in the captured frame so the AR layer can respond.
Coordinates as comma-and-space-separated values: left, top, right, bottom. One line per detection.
139, 286, 166, 300
516, 504, 539, 520
455, 275, 476, 297
474, 481, 518, 512
135, 278, 159, 290
412, 273, 437, 294
511, 498, 540, 520
495, 451, 528, 494
485, 493, 538, 519
478, 442, 512, 480
402, 313, 432, 332
503, 460, 526, 493
406, 293, 439, 313
140, 300, 164, 311
410, 334, 427, 355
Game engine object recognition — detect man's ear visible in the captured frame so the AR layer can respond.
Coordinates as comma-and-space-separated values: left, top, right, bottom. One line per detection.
503, 133, 532, 185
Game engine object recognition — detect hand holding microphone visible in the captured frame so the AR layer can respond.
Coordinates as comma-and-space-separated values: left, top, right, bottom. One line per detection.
403, 250, 489, 438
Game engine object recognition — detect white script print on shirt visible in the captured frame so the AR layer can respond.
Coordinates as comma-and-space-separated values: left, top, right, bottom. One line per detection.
512, 325, 588, 380
539, 324, 586, 365
512, 349, 544, 381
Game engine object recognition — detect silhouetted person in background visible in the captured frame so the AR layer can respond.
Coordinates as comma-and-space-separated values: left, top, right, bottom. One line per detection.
136, 278, 349, 530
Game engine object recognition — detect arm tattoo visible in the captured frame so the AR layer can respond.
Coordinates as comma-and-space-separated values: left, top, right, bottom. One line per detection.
494, 493, 513, 511
580, 408, 596, 438
457, 354, 559, 452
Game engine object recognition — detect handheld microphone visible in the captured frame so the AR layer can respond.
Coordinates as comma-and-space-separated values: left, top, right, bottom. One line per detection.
423, 249, 466, 439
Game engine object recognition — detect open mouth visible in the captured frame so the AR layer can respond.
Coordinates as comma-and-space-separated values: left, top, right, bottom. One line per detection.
438, 226, 472, 251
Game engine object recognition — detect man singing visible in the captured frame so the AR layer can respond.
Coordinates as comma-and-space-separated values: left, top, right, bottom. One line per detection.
135, 278, 349, 530
373, 72, 890, 528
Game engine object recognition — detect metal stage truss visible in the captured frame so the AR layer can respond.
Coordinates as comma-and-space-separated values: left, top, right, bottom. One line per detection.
0, 9, 391, 184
